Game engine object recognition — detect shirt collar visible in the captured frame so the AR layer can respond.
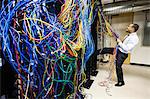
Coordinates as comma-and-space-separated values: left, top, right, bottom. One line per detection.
129, 32, 137, 36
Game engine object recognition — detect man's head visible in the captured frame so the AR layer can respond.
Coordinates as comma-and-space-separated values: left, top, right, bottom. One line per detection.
126, 24, 139, 33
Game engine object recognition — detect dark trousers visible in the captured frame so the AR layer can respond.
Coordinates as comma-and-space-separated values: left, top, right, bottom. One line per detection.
116, 49, 128, 82
97, 48, 128, 82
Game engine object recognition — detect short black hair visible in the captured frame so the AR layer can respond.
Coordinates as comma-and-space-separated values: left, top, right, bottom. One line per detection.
132, 24, 139, 32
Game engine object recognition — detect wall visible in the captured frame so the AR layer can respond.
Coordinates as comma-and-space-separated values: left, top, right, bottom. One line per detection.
111, 13, 133, 47
131, 11, 150, 65
104, 12, 150, 65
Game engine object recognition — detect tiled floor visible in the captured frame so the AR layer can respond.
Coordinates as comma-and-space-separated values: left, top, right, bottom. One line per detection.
84, 64, 150, 99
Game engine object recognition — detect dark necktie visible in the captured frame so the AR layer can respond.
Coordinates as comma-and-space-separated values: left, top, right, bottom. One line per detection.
122, 34, 129, 42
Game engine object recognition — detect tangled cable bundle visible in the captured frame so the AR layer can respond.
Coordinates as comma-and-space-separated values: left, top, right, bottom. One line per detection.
0, 0, 97, 98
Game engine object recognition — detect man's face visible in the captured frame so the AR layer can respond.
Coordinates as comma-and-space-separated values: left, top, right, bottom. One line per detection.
126, 24, 134, 33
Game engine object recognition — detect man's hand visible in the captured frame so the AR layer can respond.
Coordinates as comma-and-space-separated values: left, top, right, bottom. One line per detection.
117, 38, 122, 44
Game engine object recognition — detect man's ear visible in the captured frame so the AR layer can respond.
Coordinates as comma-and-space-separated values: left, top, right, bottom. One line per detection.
132, 28, 135, 32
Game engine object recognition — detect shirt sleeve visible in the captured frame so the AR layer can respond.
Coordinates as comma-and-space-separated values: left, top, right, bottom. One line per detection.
118, 38, 138, 52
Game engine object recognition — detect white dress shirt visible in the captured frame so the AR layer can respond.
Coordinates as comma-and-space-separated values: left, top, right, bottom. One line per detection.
118, 32, 139, 54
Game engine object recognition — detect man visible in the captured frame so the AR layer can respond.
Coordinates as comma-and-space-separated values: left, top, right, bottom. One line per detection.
115, 23, 139, 86
97, 23, 139, 87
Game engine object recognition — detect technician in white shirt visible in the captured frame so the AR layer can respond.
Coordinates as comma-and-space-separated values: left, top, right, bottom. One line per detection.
115, 23, 139, 86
